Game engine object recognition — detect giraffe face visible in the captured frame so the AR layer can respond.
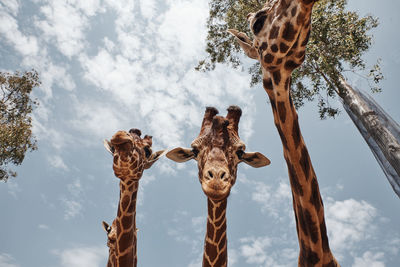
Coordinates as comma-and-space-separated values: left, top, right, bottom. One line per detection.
105, 129, 165, 182
167, 106, 270, 201
228, 0, 311, 72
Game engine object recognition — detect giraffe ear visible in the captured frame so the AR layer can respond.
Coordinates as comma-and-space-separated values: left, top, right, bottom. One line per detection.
103, 139, 114, 155
241, 152, 271, 168
102, 221, 111, 233
144, 149, 167, 169
166, 147, 195, 163
227, 29, 259, 60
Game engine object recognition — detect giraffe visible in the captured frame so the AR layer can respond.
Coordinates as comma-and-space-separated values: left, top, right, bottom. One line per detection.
166, 106, 271, 267
103, 129, 165, 267
102, 221, 117, 267
227, 0, 340, 266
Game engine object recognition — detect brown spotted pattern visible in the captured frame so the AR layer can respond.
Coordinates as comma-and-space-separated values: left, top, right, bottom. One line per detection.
231, 0, 340, 266
167, 106, 270, 267
106, 129, 158, 267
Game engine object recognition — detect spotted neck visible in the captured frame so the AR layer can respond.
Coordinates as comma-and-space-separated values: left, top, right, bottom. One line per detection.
115, 180, 139, 267
263, 70, 339, 267
203, 199, 228, 267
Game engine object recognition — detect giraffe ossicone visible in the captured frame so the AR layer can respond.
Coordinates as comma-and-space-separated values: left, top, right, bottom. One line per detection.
103, 129, 165, 267
167, 106, 270, 266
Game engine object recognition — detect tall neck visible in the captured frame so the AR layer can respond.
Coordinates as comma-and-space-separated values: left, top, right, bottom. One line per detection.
115, 180, 139, 267
203, 198, 228, 267
262, 70, 339, 267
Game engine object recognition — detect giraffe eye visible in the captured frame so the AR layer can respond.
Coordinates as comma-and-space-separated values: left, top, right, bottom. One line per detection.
144, 147, 151, 158
192, 148, 199, 158
236, 149, 245, 159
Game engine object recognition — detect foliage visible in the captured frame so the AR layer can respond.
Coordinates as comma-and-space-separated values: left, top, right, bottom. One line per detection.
197, 0, 383, 119
0, 70, 40, 181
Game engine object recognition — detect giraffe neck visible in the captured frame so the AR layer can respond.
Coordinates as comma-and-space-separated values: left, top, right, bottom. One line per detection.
263, 70, 339, 267
203, 198, 228, 267
115, 180, 139, 267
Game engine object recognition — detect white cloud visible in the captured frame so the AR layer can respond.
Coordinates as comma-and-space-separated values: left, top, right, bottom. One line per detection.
48, 155, 69, 171
352, 251, 385, 267
0, 10, 39, 56
34, 0, 104, 58
238, 235, 298, 267
70, 99, 125, 144
247, 177, 292, 220
139, 0, 157, 19
240, 236, 271, 264
325, 198, 377, 255
0, 0, 19, 16
62, 198, 83, 220
54, 246, 107, 267
0, 253, 19, 267
38, 224, 50, 230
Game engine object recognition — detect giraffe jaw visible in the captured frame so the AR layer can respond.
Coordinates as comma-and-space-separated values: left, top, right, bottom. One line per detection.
201, 181, 231, 201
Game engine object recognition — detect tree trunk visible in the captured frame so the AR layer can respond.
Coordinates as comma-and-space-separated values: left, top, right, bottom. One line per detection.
339, 78, 400, 198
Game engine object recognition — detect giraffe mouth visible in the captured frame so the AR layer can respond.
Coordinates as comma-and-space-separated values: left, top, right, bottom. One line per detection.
201, 181, 231, 201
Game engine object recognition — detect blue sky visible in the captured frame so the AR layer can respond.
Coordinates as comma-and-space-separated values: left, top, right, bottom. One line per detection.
0, 0, 399, 266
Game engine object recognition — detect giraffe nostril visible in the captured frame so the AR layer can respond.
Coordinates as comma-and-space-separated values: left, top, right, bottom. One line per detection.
208, 171, 214, 179
220, 172, 225, 179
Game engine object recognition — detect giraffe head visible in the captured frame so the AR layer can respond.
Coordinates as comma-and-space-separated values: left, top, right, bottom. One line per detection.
167, 106, 270, 201
102, 221, 117, 267
104, 129, 165, 182
227, 0, 313, 73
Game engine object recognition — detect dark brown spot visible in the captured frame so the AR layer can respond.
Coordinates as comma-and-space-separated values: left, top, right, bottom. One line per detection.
285, 77, 291, 91
271, 100, 277, 113
291, 6, 297, 16
299, 240, 320, 266
304, 209, 319, 244
215, 201, 226, 219
276, 58, 283, 65
121, 195, 130, 211
215, 252, 227, 266
284, 60, 300, 71
272, 70, 281, 85
320, 219, 331, 253
292, 117, 301, 148
297, 12, 306, 25
260, 42, 268, 50
279, 42, 289, 53
310, 178, 321, 212
269, 26, 280, 39
218, 233, 226, 251
118, 253, 133, 267
299, 146, 311, 179
207, 219, 214, 240
282, 22, 296, 41
121, 215, 133, 230
301, 30, 311, 46
203, 257, 212, 267
216, 224, 226, 243
252, 14, 267, 35
118, 231, 133, 253
287, 161, 303, 196
264, 53, 274, 64
263, 78, 273, 91
276, 124, 289, 151
271, 44, 278, 52
205, 241, 218, 262
277, 102, 287, 123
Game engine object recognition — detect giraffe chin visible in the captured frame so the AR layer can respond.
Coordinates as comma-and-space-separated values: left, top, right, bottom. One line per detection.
201, 183, 230, 201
